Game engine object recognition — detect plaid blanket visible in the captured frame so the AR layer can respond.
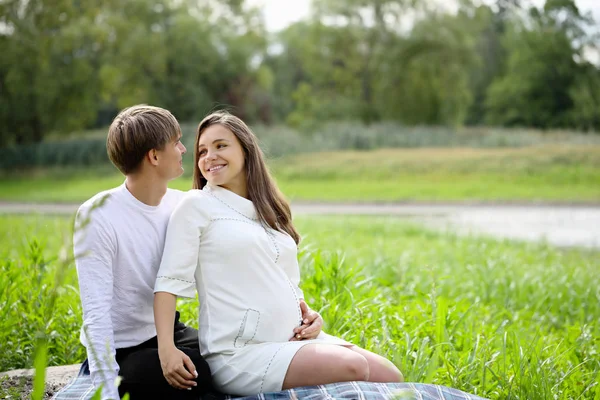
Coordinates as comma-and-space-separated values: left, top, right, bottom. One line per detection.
53, 361, 489, 400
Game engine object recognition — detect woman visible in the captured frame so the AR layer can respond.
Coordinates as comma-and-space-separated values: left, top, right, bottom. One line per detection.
153, 111, 403, 396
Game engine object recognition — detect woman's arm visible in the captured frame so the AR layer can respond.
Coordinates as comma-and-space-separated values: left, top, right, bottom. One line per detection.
153, 192, 211, 389
154, 292, 198, 390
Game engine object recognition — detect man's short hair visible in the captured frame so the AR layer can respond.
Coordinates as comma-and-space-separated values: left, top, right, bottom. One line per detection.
107, 105, 181, 175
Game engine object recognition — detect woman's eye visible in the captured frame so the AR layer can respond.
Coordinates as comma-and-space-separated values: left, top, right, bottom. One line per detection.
199, 150, 207, 156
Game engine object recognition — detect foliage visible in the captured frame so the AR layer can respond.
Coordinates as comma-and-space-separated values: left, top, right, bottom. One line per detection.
1, 0, 600, 148
0, 215, 599, 399
0, 0, 267, 147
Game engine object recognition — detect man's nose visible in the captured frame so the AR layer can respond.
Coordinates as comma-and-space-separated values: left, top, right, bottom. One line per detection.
179, 143, 187, 154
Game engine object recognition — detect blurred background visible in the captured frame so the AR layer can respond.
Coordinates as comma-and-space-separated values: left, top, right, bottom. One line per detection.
1, 3, 600, 397
0, 0, 599, 209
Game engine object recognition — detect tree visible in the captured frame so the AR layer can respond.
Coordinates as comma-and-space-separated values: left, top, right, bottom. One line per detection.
375, 9, 478, 125
569, 64, 600, 131
485, 0, 596, 128
0, 0, 112, 145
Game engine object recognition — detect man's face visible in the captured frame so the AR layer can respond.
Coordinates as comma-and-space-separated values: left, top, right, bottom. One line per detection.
156, 134, 187, 181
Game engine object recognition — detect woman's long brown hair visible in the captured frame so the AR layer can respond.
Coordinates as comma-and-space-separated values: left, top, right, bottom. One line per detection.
193, 111, 301, 244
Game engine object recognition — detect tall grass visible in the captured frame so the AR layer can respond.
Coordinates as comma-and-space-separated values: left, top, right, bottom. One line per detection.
1, 215, 599, 399
2, 122, 600, 170
0, 217, 81, 372
255, 123, 600, 157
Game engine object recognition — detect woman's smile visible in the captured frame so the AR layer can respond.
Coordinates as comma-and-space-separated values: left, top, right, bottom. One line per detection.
207, 164, 227, 174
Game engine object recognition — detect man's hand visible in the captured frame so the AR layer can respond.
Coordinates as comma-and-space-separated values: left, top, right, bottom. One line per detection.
158, 345, 198, 390
290, 299, 323, 341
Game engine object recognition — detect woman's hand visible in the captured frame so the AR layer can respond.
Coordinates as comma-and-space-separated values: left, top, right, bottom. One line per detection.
290, 299, 323, 341
158, 345, 198, 390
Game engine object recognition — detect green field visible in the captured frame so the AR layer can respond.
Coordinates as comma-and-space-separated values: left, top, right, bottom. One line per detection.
1, 145, 599, 203
1, 214, 598, 399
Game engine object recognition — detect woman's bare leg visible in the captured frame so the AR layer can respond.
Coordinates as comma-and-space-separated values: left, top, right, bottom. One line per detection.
282, 344, 369, 389
347, 346, 403, 382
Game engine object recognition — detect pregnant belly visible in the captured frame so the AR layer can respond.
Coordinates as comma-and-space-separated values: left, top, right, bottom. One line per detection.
226, 290, 301, 347
203, 273, 303, 351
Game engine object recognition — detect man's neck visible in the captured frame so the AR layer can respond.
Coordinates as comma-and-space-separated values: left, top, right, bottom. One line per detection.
124, 174, 168, 206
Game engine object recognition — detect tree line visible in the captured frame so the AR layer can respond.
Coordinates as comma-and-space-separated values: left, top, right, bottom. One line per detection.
1, 0, 599, 147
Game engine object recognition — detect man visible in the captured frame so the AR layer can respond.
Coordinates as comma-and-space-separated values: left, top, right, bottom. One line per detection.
73, 105, 213, 399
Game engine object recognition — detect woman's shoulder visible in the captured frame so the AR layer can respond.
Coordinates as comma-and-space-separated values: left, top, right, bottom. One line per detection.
173, 189, 218, 217
182, 188, 208, 200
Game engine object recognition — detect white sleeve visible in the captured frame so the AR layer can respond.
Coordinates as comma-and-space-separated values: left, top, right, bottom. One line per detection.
155, 192, 209, 298
73, 206, 120, 400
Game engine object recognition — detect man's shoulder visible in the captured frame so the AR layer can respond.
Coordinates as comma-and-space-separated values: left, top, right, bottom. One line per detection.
75, 186, 124, 225
78, 187, 122, 211
164, 188, 185, 202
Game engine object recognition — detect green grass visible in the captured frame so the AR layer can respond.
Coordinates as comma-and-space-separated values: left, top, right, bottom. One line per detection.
1, 145, 599, 203
1, 214, 599, 399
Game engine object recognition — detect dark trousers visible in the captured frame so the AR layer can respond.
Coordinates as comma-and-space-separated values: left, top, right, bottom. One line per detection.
115, 311, 217, 399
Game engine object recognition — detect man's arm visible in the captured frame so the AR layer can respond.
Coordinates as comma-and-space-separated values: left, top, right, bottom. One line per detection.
73, 206, 120, 400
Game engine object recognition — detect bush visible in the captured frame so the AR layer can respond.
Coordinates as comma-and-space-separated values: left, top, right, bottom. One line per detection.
2, 123, 599, 171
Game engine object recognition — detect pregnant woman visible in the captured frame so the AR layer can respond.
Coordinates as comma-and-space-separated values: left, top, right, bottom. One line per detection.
153, 111, 402, 396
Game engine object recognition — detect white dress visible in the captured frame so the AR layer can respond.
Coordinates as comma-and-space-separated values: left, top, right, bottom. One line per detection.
154, 184, 348, 395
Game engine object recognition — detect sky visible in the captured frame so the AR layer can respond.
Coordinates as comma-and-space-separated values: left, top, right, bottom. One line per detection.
247, 0, 600, 32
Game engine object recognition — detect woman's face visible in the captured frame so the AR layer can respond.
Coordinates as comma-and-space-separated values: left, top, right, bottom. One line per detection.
197, 124, 246, 195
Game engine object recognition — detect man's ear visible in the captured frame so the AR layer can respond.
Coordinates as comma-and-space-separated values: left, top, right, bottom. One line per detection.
147, 149, 159, 166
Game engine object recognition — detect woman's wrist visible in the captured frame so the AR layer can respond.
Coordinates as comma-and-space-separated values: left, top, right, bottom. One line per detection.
158, 339, 176, 354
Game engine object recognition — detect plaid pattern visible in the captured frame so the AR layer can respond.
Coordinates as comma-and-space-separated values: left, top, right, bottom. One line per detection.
52, 362, 489, 400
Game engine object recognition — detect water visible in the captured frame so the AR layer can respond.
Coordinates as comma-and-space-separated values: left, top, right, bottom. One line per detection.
2, 202, 599, 249
292, 204, 600, 249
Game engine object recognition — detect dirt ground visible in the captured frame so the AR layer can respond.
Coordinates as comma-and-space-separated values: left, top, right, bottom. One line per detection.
0, 365, 79, 399
0, 375, 62, 399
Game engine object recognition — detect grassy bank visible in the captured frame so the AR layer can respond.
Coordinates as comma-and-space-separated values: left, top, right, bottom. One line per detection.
1, 145, 599, 203
0, 214, 598, 398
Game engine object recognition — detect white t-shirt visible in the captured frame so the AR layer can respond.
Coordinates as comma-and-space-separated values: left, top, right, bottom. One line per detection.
73, 183, 184, 399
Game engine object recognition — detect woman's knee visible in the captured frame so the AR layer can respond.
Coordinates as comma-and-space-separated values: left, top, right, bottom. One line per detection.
347, 346, 403, 383
386, 364, 403, 382
343, 352, 370, 381
374, 356, 403, 382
